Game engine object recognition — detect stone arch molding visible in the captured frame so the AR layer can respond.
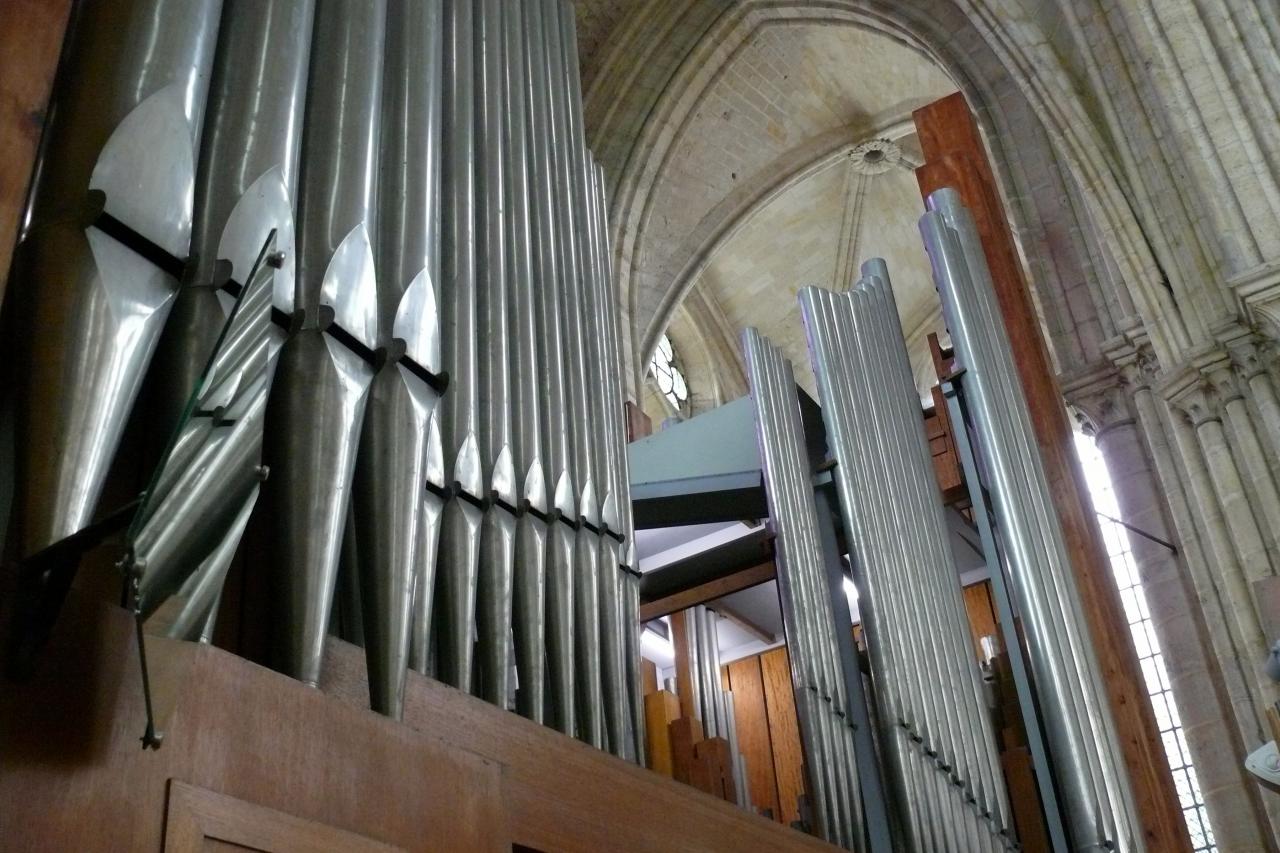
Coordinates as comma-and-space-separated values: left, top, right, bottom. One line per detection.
588, 0, 1185, 394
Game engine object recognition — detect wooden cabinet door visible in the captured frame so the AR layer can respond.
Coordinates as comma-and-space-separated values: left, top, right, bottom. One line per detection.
164, 781, 406, 853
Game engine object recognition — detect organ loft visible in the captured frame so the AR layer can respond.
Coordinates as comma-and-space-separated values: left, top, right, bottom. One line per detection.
3, 1, 1280, 851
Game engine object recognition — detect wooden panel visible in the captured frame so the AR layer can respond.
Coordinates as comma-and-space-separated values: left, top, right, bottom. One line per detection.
727, 656, 782, 821
669, 609, 698, 720
1002, 748, 1051, 853
0, 0, 73, 304
914, 92, 1190, 852
0, 590, 835, 853
644, 690, 680, 777
642, 658, 659, 696
760, 646, 806, 827
0, 593, 506, 853
325, 640, 836, 853
164, 781, 404, 853
669, 715, 704, 787
695, 737, 737, 802
961, 580, 998, 660
640, 561, 776, 622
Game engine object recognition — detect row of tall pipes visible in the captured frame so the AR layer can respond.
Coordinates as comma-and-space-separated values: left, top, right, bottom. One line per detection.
7, 0, 642, 761
742, 328, 867, 850
921, 188, 1144, 850
799, 264, 1014, 852
683, 604, 750, 807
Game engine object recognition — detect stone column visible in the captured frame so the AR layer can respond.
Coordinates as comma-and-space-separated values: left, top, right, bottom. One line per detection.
1166, 365, 1276, 587
1232, 337, 1280, 465
1068, 358, 1277, 849
1205, 356, 1280, 567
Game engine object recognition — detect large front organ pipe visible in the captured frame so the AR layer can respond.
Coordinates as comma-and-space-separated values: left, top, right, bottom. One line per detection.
154, 0, 313, 434
474, 0, 519, 711
350, 0, 444, 719
14, 0, 641, 770
546, 0, 604, 750
265, 0, 385, 687
10, 0, 222, 560
524, 0, 577, 736
504, 0, 550, 725
921, 188, 1142, 851
437, 0, 485, 694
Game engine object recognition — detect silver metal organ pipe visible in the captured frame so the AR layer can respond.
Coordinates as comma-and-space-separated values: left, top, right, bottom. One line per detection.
589, 157, 644, 763
474, 0, 518, 711
808, 277, 967, 845
350, 0, 444, 719
504, 0, 549, 725
581, 145, 628, 758
743, 328, 864, 849
921, 188, 1142, 851
523, 0, 576, 736
546, 0, 604, 750
855, 276, 973, 851
12, 0, 222, 559
265, 0, 385, 687
155, 0, 313, 434
437, 0, 485, 693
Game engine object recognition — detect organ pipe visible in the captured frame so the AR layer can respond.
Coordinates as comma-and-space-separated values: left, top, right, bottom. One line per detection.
11, 0, 644, 773
800, 268, 1014, 852
921, 188, 1143, 851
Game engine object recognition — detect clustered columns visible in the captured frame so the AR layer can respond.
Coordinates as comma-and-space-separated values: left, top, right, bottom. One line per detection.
1072, 323, 1280, 844
1066, 345, 1279, 850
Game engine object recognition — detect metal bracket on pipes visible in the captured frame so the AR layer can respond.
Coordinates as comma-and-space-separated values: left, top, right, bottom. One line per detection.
940, 373, 1070, 853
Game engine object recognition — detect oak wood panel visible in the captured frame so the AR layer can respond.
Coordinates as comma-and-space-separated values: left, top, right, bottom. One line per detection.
0, 594, 506, 853
914, 92, 1190, 852
1002, 748, 1051, 853
669, 608, 699, 720
760, 646, 806, 827
962, 580, 998, 660
727, 656, 782, 821
0, 0, 73, 304
644, 689, 680, 777
1, 590, 836, 853
670, 714, 704, 787
164, 781, 404, 853
320, 639, 837, 853
642, 657, 659, 695
695, 737, 737, 802
639, 561, 776, 622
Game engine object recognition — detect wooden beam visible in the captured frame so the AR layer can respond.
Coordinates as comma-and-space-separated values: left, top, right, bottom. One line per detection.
913, 92, 1190, 852
0, 0, 73, 304
707, 602, 775, 646
640, 561, 776, 622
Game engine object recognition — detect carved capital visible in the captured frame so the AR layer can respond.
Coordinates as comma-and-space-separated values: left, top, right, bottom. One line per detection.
1161, 362, 1221, 427
1206, 364, 1245, 406
1063, 364, 1135, 437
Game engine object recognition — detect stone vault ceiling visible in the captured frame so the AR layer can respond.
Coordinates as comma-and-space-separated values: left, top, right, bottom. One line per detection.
610, 18, 958, 408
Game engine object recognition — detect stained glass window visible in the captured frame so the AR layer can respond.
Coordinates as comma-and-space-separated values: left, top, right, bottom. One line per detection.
649, 334, 688, 412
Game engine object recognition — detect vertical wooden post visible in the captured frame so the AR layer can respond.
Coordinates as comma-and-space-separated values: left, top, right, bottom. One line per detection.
913, 92, 1190, 852
0, 0, 74, 304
